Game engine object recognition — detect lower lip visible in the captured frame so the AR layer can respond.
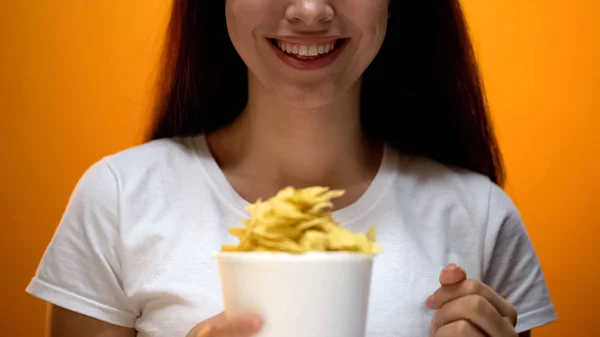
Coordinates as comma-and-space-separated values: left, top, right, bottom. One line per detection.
268, 39, 347, 71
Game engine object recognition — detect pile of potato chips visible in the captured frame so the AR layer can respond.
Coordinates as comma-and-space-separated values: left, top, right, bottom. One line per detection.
221, 186, 382, 256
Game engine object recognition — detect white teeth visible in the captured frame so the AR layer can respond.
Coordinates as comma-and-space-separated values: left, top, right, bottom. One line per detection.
299, 45, 308, 56
275, 40, 338, 57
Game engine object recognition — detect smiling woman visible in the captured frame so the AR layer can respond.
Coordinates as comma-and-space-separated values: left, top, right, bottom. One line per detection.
25, 0, 556, 337
150, 0, 505, 177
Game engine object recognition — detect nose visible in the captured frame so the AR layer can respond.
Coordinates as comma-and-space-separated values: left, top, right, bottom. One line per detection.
285, 0, 334, 25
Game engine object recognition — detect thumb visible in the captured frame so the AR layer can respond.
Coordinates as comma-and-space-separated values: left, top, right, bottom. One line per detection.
439, 263, 467, 286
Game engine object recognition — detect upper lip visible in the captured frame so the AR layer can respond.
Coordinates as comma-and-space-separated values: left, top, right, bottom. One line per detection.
268, 36, 346, 45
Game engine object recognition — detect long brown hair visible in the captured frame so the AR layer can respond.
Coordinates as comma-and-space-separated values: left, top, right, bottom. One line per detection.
149, 0, 505, 186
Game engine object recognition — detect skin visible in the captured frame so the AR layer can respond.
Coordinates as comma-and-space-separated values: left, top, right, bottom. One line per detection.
46, 305, 135, 337
47, 1, 531, 336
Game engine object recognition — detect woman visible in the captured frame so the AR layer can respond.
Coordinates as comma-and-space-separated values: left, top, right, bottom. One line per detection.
27, 0, 557, 336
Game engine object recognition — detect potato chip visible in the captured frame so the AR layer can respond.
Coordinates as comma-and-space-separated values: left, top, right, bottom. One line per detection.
221, 186, 383, 256
299, 230, 329, 251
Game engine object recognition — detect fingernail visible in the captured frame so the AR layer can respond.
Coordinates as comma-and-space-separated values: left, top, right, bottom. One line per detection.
443, 264, 459, 272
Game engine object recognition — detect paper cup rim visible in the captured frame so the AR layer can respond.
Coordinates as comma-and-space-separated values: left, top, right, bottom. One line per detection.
214, 251, 377, 261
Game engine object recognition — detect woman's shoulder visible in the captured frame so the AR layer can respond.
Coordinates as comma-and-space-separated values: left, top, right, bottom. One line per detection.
103, 135, 200, 176
71, 135, 205, 208
393, 152, 519, 226
396, 152, 496, 198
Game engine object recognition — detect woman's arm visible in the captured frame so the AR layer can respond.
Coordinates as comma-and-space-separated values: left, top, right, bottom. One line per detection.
47, 305, 136, 337
27, 161, 138, 335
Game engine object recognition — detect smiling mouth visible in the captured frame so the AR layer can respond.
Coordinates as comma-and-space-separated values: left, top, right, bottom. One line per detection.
268, 38, 347, 60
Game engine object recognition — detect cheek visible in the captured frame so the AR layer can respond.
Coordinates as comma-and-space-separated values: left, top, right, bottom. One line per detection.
225, 1, 278, 66
359, 2, 389, 45
225, 0, 277, 34
225, 1, 253, 39
348, 4, 388, 71
225, 3, 259, 68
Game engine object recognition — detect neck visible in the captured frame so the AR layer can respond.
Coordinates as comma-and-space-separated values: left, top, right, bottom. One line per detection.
207, 73, 382, 200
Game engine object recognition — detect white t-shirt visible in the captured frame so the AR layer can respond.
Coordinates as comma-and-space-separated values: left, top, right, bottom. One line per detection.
27, 135, 557, 337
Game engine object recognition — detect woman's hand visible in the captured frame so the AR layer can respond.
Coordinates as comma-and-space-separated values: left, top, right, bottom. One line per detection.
426, 264, 518, 337
186, 312, 263, 337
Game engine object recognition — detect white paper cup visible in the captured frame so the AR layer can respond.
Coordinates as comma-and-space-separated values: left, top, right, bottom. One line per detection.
216, 252, 374, 337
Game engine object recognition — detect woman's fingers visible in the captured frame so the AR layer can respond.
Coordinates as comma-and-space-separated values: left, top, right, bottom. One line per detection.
432, 320, 486, 337
429, 295, 516, 337
427, 265, 518, 337
426, 278, 517, 326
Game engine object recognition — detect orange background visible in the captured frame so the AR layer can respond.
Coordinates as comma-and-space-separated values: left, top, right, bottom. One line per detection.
0, 0, 597, 336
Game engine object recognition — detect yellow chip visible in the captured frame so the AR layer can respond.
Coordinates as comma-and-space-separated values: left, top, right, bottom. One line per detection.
299, 230, 329, 251
220, 186, 383, 256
